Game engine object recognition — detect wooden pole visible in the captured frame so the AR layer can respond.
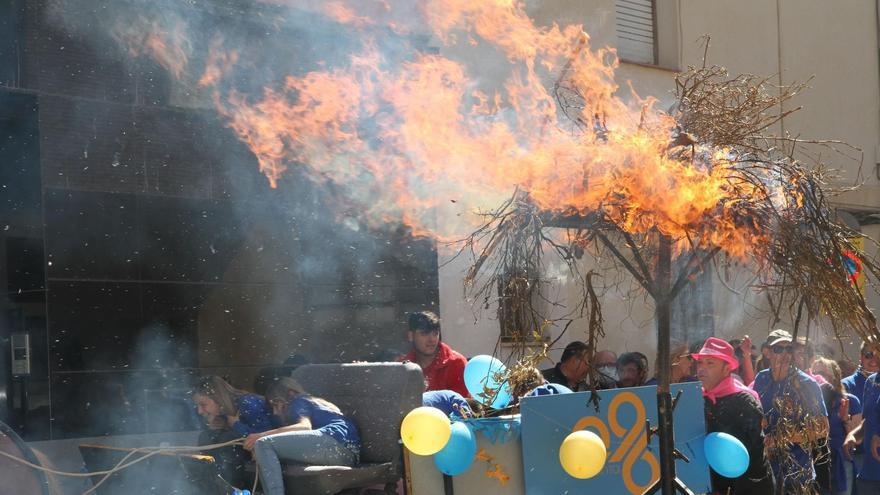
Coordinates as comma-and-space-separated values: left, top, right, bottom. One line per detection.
655, 233, 676, 495
538, 215, 700, 494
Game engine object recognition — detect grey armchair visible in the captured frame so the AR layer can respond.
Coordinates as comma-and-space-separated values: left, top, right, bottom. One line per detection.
277, 362, 424, 495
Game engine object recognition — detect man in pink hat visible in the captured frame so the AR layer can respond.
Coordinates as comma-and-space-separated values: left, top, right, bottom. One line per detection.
693, 337, 774, 494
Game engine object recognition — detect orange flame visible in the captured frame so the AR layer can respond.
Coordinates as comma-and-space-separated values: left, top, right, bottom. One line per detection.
199, 37, 238, 87
122, 1, 795, 256
112, 15, 190, 80
321, 2, 375, 27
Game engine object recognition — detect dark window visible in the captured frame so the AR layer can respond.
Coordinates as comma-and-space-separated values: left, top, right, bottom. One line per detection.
498, 270, 546, 343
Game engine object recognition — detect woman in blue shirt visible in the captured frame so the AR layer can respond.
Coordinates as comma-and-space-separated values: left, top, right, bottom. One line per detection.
813, 358, 862, 495
244, 377, 361, 495
192, 375, 275, 435
192, 375, 274, 488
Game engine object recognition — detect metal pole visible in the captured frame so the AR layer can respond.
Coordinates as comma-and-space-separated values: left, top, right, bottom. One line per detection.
443, 474, 455, 495
541, 216, 699, 495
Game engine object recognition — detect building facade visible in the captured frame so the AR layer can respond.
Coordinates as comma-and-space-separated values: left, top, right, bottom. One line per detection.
439, 0, 880, 366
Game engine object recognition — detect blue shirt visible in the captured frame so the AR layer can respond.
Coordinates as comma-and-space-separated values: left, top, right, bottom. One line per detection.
843, 371, 869, 456
859, 373, 880, 480
525, 383, 572, 396
423, 390, 470, 418
752, 368, 828, 486
828, 392, 860, 492
843, 370, 868, 402
287, 396, 361, 453
231, 394, 275, 436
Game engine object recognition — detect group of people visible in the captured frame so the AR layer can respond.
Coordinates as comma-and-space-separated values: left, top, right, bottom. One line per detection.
533, 330, 879, 495
190, 375, 360, 495
403, 311, 879, 495
186, 309, 880, 495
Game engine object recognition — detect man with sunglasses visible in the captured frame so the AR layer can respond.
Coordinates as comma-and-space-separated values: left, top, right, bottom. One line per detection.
843, 341, 880, 493
756, 329, 793, 374
843, 342, 879, 410
792, 337, 833, 491
751, 329, 829, 494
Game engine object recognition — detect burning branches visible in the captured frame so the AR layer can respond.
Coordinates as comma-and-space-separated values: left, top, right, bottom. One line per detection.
455, 190, 602, 364
456, 51, 878, 495
100, 0, 880, 377
749, 162, 880, 345
764, 394, 830, 495
462, 41, 880, 380
673, 64, 807, 150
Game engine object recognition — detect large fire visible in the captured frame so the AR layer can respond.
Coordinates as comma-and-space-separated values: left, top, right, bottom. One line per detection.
112, 13, 191, 81
115, 0, 786, 258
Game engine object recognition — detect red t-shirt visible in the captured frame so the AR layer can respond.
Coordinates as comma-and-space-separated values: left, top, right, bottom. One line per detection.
404, 342, 470, 398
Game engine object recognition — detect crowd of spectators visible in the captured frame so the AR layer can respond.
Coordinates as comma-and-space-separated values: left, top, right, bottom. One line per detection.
185, 309, 876, 495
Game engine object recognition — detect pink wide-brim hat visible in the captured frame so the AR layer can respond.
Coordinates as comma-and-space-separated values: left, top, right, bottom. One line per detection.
691, 337, 740, 370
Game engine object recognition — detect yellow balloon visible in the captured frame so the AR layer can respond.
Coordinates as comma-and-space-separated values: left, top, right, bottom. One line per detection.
400, 407, 452, 456
559, 430, 607, 479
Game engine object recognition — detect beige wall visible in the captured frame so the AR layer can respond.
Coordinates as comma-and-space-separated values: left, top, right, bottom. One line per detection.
439, 0, 880, 366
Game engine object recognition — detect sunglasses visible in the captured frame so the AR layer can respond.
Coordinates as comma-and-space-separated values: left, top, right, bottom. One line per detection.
771, 345, 794, 354
863, 351, 876, 359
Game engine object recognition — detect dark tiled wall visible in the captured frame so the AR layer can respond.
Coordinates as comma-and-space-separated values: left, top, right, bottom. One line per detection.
0, 0, 440, 440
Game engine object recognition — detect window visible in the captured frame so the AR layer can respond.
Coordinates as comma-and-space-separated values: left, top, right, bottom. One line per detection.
615, 0, 657, 65
498, 269, 547, 343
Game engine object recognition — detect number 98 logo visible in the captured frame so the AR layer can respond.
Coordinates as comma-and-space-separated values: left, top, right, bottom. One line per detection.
571, 391, 660, 494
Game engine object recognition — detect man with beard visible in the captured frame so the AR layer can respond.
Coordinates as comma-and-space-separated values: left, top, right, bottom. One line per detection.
693, 337, 774, 494
402, 311, 469, 397
617, 351, 649, 388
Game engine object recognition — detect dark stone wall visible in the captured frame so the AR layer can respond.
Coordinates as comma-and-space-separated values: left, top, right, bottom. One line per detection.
0, 0, 438, 440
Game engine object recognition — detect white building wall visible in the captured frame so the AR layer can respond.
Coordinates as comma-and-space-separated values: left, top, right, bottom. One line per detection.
439, 0, 880, 367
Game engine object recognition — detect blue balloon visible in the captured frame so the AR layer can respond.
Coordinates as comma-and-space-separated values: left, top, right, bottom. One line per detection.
463, 355, 511, 408
434, 422, 477, 476
704, 432, 749, 478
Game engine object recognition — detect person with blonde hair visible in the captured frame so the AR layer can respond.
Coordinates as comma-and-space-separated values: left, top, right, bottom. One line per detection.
192, 376, 274, 434
243, 378, 361, 495
191, 376, 273, 488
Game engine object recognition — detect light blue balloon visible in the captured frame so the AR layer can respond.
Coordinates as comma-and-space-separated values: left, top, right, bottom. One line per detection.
704, 432, 749, 478
463, 355, 511, 408
433, 422, 477, 476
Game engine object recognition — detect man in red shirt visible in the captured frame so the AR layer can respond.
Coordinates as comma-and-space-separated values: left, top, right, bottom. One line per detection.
403, 311, 470, 397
